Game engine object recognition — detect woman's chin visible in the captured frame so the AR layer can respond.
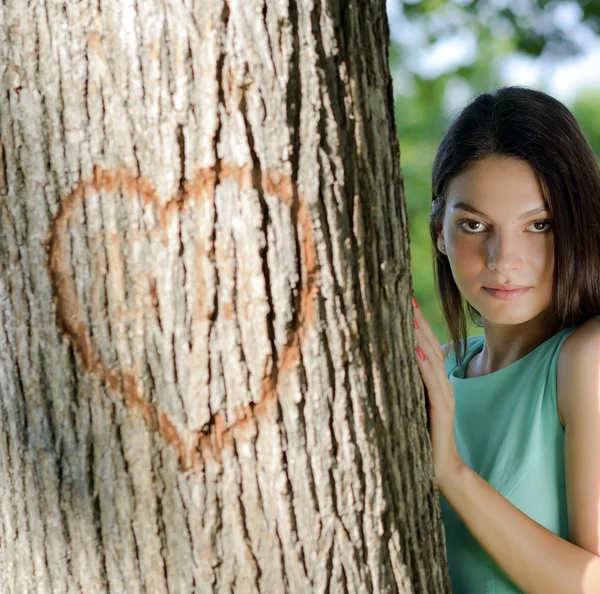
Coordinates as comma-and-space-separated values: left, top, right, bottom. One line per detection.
467, 300, 533, 325
477, 305, 550, 327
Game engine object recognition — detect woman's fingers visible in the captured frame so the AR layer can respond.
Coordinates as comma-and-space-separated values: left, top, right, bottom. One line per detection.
415, 350, 435, 395
414, 322, 445, 379
412, 302, 453, 413
415, 318, 443, 362
411, 296, 448, 388
416, 352, 455, 430
415, 342, 447, 402
412, 297, 442, 352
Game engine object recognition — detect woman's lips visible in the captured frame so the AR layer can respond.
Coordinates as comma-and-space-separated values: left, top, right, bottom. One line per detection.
482, 286, 530, 300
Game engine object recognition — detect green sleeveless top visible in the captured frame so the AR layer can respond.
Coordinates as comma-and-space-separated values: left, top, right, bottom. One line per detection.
441, 326, 577, 593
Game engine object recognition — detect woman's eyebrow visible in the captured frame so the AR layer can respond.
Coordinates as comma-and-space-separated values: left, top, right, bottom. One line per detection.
451, 201, 549, 219
451, 202, 488, 217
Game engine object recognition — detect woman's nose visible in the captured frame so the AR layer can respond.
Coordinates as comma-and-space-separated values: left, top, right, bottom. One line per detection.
486, 231, 523, 272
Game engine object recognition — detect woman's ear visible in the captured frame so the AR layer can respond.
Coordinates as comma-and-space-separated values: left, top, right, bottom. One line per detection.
436, 222, 446, 255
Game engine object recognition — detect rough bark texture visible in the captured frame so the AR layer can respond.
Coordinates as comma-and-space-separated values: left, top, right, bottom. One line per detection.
0, 0, 450, 592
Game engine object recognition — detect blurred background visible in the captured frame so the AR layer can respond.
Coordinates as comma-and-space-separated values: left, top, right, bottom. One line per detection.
387, 0, 600, 341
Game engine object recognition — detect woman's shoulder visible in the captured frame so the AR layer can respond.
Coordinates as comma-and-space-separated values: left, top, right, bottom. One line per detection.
557, 317, 600, 425
558, 317, 600, 370
560, 317, 600, 361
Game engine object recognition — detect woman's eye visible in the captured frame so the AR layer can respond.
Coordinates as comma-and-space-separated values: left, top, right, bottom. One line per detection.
529, 220, 552, 232
458, 220, 486, 233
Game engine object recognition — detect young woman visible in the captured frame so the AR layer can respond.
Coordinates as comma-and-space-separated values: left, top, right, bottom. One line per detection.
414, 87, 600, 593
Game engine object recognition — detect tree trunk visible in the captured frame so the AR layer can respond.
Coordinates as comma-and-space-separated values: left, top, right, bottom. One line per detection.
0, 0, 450, 592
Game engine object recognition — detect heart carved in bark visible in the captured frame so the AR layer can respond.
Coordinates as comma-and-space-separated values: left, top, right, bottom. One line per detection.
49, 164, 318, 471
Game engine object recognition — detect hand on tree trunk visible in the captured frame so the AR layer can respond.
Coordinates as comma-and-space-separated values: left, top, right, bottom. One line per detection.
413, 297, 465, 492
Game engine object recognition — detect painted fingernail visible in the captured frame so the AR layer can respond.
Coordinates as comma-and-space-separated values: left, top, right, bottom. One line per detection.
414, 318, 420, 329
417, 347, 426, 361
412, 296, 419, 309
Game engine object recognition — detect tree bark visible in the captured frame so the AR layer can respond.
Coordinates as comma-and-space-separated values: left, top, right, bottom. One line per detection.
0, 0, 450, 592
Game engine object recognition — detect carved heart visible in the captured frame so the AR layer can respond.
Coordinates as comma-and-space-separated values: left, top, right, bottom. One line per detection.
49, 164, 318, 471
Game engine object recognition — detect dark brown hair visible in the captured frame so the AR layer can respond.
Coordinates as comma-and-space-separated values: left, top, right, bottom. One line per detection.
430, 86, 600, 362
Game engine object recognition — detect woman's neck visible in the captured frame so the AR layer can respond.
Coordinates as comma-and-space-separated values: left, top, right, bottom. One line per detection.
466, 311, 556, 378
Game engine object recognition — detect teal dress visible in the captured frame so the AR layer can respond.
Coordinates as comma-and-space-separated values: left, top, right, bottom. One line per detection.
441, 326, 577, 593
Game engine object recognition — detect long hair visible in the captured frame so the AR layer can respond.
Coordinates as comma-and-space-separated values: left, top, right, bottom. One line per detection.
430, 86, 600, 362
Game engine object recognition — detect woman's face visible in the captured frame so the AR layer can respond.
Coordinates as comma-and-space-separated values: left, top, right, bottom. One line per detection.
438, 155, 554, 326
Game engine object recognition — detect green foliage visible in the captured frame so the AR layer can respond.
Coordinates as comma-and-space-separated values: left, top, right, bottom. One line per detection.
400, 0, 596, 63
394, 81, 449, 341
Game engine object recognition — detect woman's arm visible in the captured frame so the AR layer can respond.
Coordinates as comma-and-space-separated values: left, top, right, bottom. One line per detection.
442, 461, 600, 594
413, 303, 600, 594
558, 320, 600, 561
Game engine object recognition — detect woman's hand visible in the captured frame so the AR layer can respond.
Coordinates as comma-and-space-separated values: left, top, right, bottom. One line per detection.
413, 297, 465, 491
